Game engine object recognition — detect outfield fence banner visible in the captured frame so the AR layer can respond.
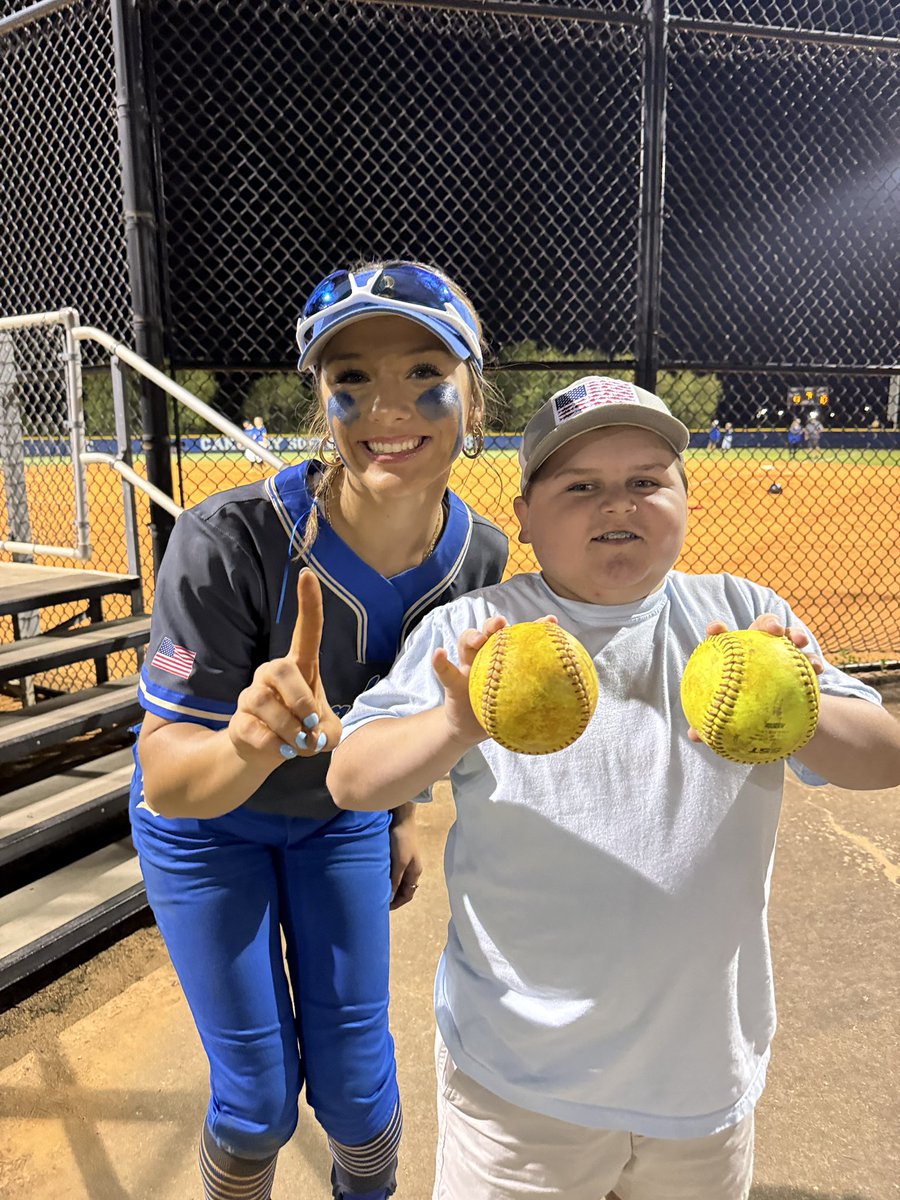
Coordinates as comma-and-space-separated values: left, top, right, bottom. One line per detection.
16, 430, 900, 459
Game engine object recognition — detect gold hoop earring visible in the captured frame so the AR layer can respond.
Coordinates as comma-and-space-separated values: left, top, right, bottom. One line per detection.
318, 436, 340, 465
462, 422, 485, 459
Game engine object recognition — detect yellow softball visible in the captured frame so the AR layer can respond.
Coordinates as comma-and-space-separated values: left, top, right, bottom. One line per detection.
681, 629, 820, 765
468, 621, 599, 755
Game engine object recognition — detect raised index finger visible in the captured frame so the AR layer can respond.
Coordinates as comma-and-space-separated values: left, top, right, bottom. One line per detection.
289, 568, 324, 672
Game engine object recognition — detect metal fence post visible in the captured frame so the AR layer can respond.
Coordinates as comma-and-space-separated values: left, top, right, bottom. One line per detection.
635, 0, 669, 394
0, 332, 34, 567
0, 331, 40, 655
110, 355, 144, 612
60, 307, 91, 559
110, 0, 175, 572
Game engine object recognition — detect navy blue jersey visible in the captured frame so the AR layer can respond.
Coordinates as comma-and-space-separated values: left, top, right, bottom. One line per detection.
138, 459, 508, 817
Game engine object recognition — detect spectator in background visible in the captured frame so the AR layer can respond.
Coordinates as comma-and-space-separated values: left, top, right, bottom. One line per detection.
241, 415, 270, 471
805, 413, 824, 452
240, 419, 261, 464
706, 419, 721, 451
720, 422, 734, 452
252, 414, 270, 449
250, 415, 270, 470
787, 418, 803, 457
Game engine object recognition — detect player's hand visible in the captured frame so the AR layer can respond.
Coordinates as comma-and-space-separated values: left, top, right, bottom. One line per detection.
228, 569, 342, 766
432, 615, 560, 747
687, 614, 824, 744
431, 615, 508, 746
703, 614, 824, 673
389, 802, 423, 910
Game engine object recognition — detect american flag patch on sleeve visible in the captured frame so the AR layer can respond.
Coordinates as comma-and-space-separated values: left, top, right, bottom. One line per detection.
150, 636, 197, 680
552, 377, 638, 425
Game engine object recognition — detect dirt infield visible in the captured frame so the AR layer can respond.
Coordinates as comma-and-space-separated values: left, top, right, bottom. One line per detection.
452, 450, 900, 662
1, 714, 898, 1198
4, 448, 900, 662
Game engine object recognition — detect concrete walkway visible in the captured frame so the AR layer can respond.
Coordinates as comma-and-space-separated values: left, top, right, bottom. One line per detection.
1, 707, 897, 1199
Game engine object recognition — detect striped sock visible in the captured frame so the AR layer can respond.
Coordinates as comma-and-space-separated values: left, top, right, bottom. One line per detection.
329, 1099, 402, 1197
199, 1122, 278, 1200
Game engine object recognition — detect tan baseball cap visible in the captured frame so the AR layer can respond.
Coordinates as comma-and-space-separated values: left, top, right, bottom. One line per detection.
519, 376, 690, 491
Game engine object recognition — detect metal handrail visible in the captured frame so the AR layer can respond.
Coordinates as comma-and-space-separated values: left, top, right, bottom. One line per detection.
71, 326, 287, 471
80, 452, 184, 520
1, 310, 289, 564
0, 306, 91, 560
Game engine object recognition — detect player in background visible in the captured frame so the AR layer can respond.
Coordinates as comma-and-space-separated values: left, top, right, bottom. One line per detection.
328, 376, 900, 1200
240, 418, 260, 463
250, 414, 271, 469
805, 412, 824, 452
129, 261, 508, 1200
241, 415, 271, 471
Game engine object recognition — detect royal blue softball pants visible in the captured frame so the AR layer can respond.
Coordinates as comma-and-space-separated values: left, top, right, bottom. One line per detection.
130, 786, 399, 1162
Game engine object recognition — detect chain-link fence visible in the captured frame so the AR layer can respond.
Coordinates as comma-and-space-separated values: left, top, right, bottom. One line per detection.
1, 0, 898, 665
0, 0, 130, 349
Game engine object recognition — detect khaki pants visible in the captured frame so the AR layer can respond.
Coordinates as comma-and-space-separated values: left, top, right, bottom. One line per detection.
433, 1032, 754, 1200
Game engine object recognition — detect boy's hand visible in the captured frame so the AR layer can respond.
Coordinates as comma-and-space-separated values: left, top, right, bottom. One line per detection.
432, 615, 509, 747
686, 613, 824, 744
228, 569, 342, 765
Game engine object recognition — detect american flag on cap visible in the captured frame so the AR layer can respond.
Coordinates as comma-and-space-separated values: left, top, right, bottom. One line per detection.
150, 635, 197, 680
552, 377, 639, 426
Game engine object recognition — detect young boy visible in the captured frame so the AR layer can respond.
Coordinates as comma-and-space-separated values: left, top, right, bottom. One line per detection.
327, 377, 900, 1200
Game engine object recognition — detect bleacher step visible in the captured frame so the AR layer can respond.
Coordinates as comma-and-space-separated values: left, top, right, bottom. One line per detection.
0, 615, 151, 682
0, 563, 141, 616
0, 839, 146, 1006
0, 748, 135, 890
0, 676, 141, 762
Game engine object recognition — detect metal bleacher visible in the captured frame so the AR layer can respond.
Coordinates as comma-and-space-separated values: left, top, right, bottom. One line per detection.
0, 562, 149, 1006
0, 309, 285, 1010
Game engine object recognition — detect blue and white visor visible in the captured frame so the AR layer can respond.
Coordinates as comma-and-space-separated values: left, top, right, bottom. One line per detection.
296, 263, 483, 372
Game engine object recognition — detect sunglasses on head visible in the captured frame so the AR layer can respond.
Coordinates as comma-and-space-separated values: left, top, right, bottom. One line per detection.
296, 262, 483, 367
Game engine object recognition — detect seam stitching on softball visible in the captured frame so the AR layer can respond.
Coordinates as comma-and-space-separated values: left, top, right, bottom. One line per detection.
787, 640, 820, 746
550, 624, 592, 737
481, 628, 506, 742
704, 634, 742, 761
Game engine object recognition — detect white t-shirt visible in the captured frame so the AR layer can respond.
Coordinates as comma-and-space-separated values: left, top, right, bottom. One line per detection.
342, 570, 881, 1137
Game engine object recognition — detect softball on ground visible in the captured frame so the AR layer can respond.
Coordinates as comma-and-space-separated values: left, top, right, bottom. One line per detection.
681, 629, 820, 764
468, 621, 599, 755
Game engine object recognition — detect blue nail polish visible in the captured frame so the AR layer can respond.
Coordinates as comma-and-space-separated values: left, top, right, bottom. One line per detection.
303, 713, 320, 730
279, 744, 297, 759
295, 731, 308, 748
315, 731, 327, 752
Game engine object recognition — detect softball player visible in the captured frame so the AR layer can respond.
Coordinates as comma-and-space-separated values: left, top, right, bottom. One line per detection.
130, 261, 507, 1200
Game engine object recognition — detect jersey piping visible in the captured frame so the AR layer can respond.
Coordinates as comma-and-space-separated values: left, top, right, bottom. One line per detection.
138, 674, 235, 728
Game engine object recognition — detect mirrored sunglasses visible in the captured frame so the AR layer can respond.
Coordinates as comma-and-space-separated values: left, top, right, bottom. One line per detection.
296, 262, 482, 366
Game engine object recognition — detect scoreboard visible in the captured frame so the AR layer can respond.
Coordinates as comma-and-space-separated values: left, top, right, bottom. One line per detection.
787, 385, 829, 406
